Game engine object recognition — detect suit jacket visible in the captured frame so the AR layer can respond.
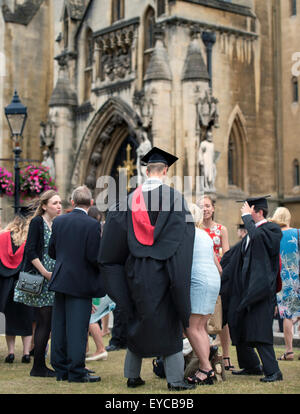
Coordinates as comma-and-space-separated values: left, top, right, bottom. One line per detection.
220, 214, 282, 345
48, 209, 104, 298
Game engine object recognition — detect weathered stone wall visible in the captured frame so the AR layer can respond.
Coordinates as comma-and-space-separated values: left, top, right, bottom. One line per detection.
67, 0, 282, 245
279, 0, 300, 227
2, 0, 298, 242
0, 0, 54, 225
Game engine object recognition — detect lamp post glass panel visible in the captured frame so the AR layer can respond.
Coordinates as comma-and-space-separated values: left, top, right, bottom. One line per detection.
4, 90, 27, 214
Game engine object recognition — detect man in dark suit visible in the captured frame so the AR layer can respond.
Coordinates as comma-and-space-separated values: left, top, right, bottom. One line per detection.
221, 196, 283, 383
48, 186, 104, 383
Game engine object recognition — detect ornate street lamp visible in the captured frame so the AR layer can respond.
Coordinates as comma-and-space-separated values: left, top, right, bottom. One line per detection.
4, 90, 27, 214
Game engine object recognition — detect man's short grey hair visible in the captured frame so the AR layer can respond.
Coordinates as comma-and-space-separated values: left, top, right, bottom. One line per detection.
71, 185, 92, 207
146, 162, 167, 174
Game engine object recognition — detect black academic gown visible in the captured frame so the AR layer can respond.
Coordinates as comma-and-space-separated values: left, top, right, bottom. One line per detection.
220, 215, 282, 346
99, 184, 195, 358
0, 234, 24, 313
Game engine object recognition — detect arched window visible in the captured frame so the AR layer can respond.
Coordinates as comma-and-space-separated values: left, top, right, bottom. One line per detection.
291, 0, 297, 16
84, 28, 94, 101
143, 7, 155, 77
157, 0, 166, 17
292, 77, 299, 102
227, 115, 246, 190
293, 159, 300, 187
63, 9, 69, 49
112, 0, 124, 23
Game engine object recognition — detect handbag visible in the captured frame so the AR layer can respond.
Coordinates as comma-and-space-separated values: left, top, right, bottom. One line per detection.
16, 271, 44, 295
207, 295, 223, 335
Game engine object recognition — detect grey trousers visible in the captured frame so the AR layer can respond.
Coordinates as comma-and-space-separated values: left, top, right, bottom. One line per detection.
124, 349, 184, 384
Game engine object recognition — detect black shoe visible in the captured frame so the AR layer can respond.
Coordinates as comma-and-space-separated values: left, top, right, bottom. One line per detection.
187, 369, 216, 386
127, 377, 145, 388
5, 354, 15, 363
68, 374, 101, 383
29, 349, 34, 357
167, 381, 196, 391
21, 355, 31, 364
260, 370, 283, 383
56, 374, 68, 382
105, 344, 121, 352
85, 369, 96, 374
232, 366, 263, 376
30, 367, 56, 378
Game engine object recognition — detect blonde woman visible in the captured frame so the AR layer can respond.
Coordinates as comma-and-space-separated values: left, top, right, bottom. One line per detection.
14, 190, 62, 377
0, 215, 33, 363
201, 195, 234, 371
186, 203, 221, 385
270, 207, 300, 361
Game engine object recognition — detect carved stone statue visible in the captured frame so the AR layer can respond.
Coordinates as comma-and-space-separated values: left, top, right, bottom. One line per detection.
41, 150, 56, 180
196, 89, 219, 132
40, 118, 56, 149
136, 123, 152, 185
198, 130, 217, 192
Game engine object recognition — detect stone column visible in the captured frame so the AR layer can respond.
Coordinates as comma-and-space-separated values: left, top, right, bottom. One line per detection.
48, 56, 77, 204
182, 26, 210, 193
201, 31, 216, 90
143, 27, 173, 159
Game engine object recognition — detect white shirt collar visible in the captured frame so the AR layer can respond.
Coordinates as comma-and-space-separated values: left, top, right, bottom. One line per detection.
141, 177, 163, 192
255, 219, 267, 228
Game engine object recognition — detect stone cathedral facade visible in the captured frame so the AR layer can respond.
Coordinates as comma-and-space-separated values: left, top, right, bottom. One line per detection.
1, 0, 299, 244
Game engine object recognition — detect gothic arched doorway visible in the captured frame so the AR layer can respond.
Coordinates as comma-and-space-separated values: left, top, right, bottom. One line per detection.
70, 97, 144, 207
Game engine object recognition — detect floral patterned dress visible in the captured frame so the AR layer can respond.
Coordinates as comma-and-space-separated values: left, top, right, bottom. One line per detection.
204, 224, 223, 262
14, 221, 55, 307
276, 228, 300, 319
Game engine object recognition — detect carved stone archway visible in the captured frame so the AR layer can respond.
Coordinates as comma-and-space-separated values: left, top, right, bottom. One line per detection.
70, 97, 142, 195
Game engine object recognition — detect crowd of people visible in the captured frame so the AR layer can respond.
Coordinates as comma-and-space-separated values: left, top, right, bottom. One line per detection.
0, 146, 299, 390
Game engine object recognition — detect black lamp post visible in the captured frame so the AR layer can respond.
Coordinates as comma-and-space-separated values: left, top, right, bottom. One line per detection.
4, 90, 27, 214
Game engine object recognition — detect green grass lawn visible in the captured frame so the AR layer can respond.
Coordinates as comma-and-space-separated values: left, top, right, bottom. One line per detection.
0, 334, 299, 394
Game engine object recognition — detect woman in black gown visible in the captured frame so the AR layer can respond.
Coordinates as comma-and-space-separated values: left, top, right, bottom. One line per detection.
0, 215, 33, 363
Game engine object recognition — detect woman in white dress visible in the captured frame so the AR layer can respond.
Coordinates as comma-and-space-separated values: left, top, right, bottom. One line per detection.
186, 203, 221, 385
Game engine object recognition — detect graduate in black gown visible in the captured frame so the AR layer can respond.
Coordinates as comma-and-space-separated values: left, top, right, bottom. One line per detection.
220, 196, 283, 382
99, 147, 195, 391
0, 214, 33, 363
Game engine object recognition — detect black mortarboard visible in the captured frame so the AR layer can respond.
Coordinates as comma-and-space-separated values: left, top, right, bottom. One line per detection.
18, 206, 33, 218
141, 147, 178, 167
15, 201, 39, 218
236, 195, 271, 210
237, 223, 246, 229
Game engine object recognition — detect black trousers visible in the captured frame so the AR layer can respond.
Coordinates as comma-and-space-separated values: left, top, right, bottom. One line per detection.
236, 342, 279, 376
50, 292, 92, 381
109, 305, 128, 348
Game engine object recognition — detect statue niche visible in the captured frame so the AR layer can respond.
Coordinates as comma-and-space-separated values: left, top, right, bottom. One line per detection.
196, 89, 220, 192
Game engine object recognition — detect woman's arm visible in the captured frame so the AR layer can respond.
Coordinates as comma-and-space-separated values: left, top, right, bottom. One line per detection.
221, 225, 230, 254
26, 217, 51, 280
214, 251, 222, 275
25, 217, 42, 263
31, 258, 52, 281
